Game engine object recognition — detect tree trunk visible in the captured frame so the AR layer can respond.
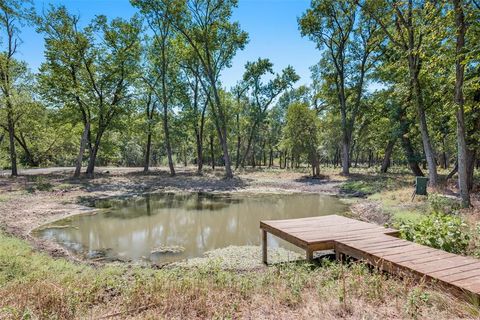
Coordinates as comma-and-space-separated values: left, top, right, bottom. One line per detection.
195, 131, 203, 173
466, 150, 476, 191
210, 135, 215, 170
409, 58, 438, 186
235, 112, 241, 169
401, 135, 424, 177
184, 145, 188, 166
240, 121, 258, 168
442, 135, 449, 169
75, 122, 90, 178
86, 136, 101, 178
251, 140, 256, 168
235, 136, 241, 169
163, 106, 175, 176
144, 132, 152, 173
311, 151, 320, 177
269, 149, 273, 168
447, 162, 458, 180
262, 141, 267, 167
7, 106, 17, 176
380, 139, 396, 173
453, 0, 470, 207
194, 96, 206, 174
209, 84, 233, 178
341, 138, 350, 175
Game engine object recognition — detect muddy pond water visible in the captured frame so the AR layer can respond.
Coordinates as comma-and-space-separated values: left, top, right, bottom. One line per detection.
34, 192, 348, 263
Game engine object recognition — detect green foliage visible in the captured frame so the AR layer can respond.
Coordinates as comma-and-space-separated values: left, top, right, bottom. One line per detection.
283, 102, 320, 171
397, 212, 470, 254
405, 287, 431, 320
428, 194, 462, 215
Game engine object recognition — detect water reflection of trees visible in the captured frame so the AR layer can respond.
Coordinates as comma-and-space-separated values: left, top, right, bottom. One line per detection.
100, 193, 244, 219
37, 194, 347, 263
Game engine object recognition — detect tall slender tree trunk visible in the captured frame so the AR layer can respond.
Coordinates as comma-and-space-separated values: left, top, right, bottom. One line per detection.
251, 139, 256, 168
262, 141, 267, 167
192, 83, 206, 174
195, 131, 203, 173
144, 95, 154, 173
209, 85, 233, 178
407, 53, 438, 185
235, 136, 241, 169
144, 131, 152, 173
219, 125, 232, 176
240, 121, 258, 168
210, 135, 215, 170
453, 0, 470, 207
7, 106, 17, 176
341, 137, 350, 175
235, 113, 241, 169
269, 149, 273, 168
466, 150, 476, 190
75, 122, 90, 178
162, 107, 175, 176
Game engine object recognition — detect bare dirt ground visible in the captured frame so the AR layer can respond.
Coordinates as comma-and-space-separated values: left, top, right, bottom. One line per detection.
0, 166, 344, 261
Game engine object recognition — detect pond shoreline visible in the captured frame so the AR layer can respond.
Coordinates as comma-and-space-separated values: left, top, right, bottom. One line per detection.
0, 167, 347, 265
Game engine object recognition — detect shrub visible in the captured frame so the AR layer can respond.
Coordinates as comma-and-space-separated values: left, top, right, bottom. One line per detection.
397, 212, 470, 254
428, 194, 461, 215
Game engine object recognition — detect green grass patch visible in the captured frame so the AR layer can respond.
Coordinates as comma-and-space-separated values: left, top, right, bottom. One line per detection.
392, 209, 425, 224
340, 180, 380, 195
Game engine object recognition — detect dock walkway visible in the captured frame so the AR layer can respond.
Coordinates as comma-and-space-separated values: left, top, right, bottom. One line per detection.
260, 215, 480, 298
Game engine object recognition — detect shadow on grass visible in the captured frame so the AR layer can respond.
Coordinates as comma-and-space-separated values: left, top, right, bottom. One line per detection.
339, 172, 413, 197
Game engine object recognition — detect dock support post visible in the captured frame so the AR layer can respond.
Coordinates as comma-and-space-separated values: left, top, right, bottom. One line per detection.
306, 248, 314, 262
334, 243, 342, 261
262, 229, 268, 265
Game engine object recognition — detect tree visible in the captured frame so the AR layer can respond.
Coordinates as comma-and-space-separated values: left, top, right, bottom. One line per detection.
38, 7, 141, 178
140, 12, 181, 176
238, 58, 299, 167
452, 0, 470, 207
132, 0, 248, 178
361, 0, 441, 186
178, 61, 209, 174
0, 0, 34, 176
300, 0, 383, 175
283, 102, 321, 177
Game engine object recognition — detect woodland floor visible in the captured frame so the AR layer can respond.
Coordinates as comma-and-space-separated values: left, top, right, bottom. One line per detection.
1, 166, 480, 319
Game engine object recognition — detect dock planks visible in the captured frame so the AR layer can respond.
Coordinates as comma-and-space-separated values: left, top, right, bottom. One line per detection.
260, 214, 480, 299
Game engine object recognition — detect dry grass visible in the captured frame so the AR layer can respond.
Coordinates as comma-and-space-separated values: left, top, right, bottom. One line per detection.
1, 166, 480, 318
0, 232, 478, 319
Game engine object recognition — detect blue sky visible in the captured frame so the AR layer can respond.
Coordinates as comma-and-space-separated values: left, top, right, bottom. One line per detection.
21, 0, 318, 89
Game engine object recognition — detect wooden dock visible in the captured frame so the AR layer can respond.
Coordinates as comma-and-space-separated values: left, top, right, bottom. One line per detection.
261, 215, 480, 299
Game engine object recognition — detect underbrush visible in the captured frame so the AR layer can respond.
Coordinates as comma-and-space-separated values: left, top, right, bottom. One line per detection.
396, 212, 471, 254
393, 194, 480, 256
0, 233, 476, 319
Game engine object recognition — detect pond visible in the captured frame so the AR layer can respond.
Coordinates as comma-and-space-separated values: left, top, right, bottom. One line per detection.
34, 192, 348, 263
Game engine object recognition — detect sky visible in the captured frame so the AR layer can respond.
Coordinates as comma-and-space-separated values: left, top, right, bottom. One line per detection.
19, 0, 319, 90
